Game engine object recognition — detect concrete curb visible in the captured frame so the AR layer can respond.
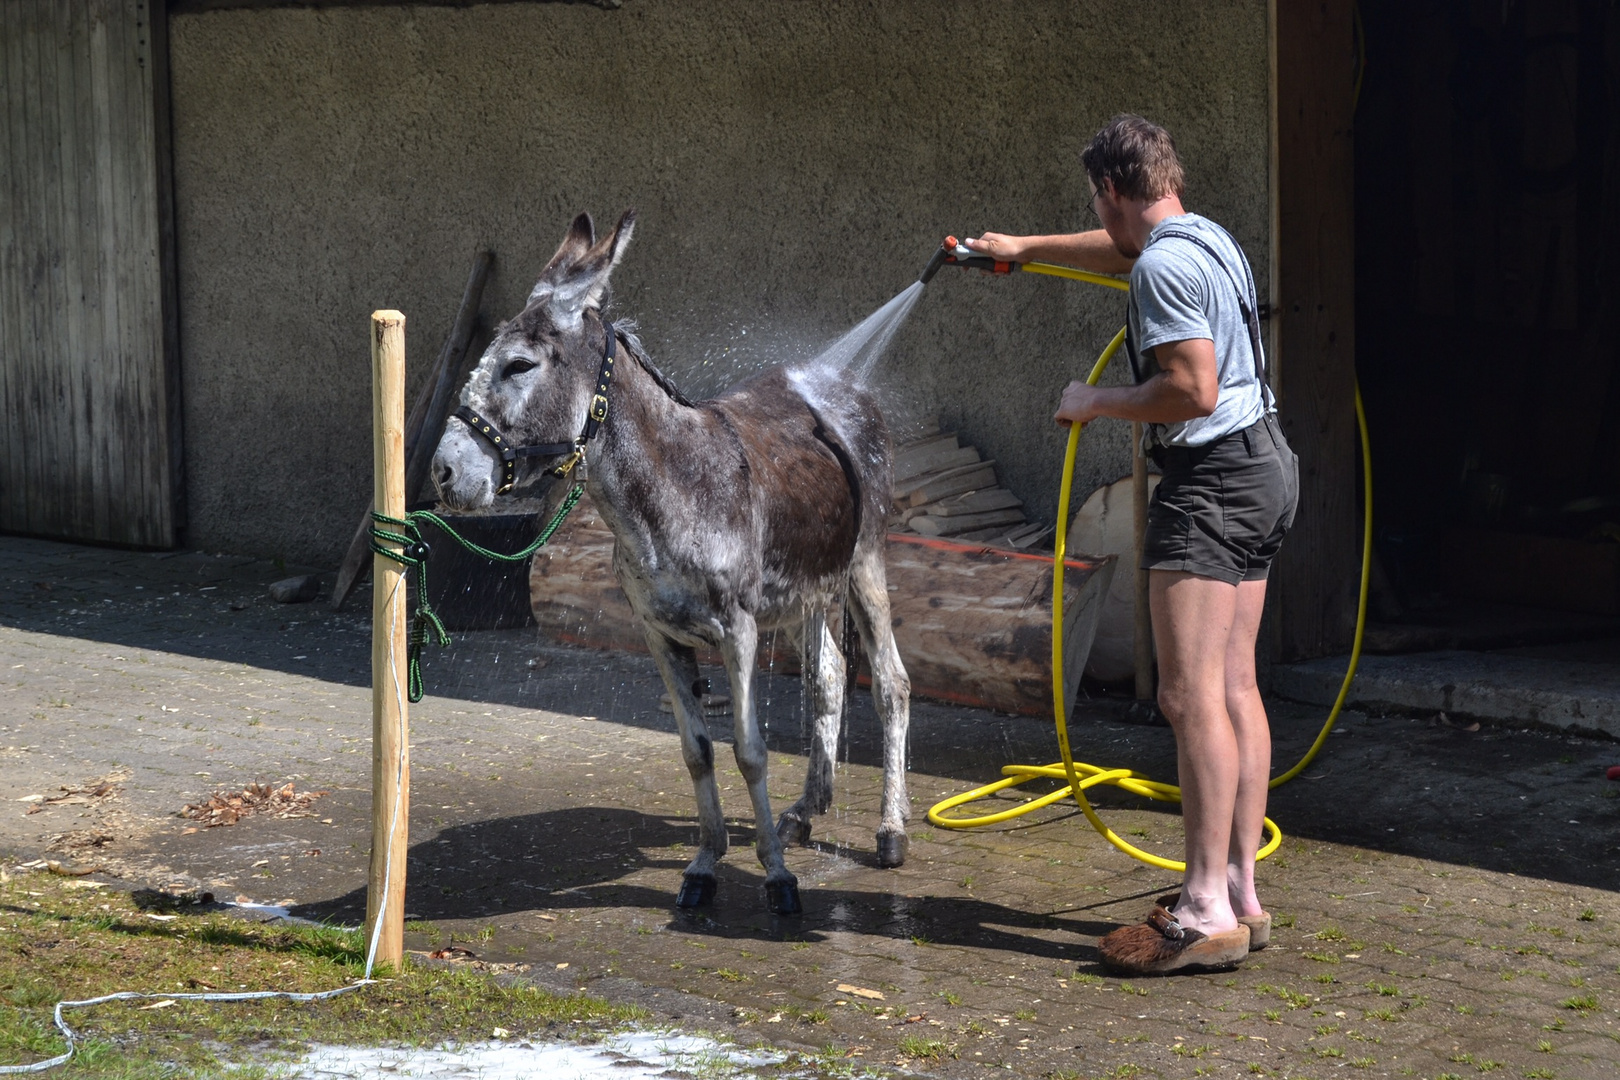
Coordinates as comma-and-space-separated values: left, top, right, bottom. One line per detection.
1273, 650, 1620, 739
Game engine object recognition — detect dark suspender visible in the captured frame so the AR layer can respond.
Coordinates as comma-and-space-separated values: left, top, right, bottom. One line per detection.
1124, 224, 1272, 409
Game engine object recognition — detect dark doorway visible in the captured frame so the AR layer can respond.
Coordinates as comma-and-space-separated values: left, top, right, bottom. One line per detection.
1354, 0, 1620, 650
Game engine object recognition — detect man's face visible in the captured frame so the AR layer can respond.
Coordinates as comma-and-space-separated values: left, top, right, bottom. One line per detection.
1090, 181, 1141, 258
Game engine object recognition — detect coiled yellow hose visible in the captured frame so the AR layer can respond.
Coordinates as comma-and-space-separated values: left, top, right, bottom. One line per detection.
926, 266, 1373, 872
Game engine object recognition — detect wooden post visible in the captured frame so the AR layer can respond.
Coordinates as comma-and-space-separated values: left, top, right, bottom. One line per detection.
366, 310, 409, 971
1131, 422, 1153, 701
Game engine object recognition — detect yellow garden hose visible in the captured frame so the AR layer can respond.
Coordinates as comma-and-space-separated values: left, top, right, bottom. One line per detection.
926, 273, 1373, 873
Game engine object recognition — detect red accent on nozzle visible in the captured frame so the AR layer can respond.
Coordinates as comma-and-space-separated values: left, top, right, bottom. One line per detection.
943, 235, 959, 250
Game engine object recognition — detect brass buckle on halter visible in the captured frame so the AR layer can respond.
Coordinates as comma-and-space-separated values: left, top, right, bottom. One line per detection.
589, 393, 609, 424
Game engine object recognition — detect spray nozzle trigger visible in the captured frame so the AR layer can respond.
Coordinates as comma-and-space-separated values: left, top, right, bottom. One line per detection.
920, 235, 1016, 283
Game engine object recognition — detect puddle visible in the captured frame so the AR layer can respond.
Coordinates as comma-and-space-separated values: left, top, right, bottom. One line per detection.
289, 1031, 787, 1079
225, 900, 343, 930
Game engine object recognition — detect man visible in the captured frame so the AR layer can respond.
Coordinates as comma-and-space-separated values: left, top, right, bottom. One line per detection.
966, 115, 1297, 974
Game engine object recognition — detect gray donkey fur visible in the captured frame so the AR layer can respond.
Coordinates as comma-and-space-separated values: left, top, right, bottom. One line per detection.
431, 210, 912, 914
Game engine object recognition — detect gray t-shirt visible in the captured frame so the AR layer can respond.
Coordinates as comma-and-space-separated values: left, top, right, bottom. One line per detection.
1127, 213, 1268, 448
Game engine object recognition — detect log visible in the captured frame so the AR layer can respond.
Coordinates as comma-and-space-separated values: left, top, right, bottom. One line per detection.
917, 487, 1022, 517
893, 437, 968, 482
529, 506, 1115, 716
894, 431, 958, 460
910, 506, 1026, 537
897, 462, 998, 506
332, 251, 493, 610
1068, 470, 1160, 683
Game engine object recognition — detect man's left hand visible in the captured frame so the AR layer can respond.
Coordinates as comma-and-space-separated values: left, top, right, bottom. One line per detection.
1055, 380, 1106, 428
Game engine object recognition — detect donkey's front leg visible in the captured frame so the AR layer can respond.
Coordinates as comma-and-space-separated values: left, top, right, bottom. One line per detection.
722, 611, 801, 916
644, 631, 727, 908
849, 550, 913, 868
776, 608, 843, 850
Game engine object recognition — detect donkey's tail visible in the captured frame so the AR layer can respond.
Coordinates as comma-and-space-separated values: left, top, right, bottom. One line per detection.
803, 403, 868, 553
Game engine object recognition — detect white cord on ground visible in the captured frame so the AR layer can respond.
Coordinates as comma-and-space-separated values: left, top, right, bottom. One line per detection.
3, 570, 411, 1073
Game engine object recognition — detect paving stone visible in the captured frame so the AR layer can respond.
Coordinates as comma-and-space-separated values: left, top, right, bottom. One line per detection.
2, 534, 1618, 1077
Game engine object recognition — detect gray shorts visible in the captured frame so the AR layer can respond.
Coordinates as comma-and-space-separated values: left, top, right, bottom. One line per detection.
1143, 413, 1299, 585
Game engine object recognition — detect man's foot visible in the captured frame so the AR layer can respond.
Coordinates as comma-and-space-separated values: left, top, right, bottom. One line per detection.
1158, 892, 1271, 950
1098, 906, 1250, 975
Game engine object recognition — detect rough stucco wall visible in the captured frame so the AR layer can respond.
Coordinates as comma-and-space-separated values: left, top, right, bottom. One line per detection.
169, 0, 1269, 565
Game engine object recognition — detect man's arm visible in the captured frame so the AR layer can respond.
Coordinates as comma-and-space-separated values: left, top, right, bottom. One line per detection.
1053, 337, 1219, 427
965, 230, 1134, 275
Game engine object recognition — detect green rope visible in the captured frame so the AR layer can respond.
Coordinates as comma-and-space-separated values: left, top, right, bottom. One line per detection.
370, 482, 586, 702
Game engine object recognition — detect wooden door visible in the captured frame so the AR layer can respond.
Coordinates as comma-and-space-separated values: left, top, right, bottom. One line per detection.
0, 0, 180, 548
1270, 0, 1360, 660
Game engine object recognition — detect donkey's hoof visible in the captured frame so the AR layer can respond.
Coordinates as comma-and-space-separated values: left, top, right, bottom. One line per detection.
765, 879, 803, 916
776, 810, 813, 847
676, 873, 717, 908
875, 831, 909, 868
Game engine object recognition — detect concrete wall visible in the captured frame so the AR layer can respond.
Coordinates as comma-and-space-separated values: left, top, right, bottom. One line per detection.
169, 0, 1270, 565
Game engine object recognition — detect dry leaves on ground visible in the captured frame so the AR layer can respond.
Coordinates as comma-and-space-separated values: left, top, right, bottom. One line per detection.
181, 781, 328, 827
24, 773, 126, 815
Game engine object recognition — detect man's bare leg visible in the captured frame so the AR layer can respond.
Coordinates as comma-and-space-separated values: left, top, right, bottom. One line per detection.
1151, 569, 1241, 937
1224, 577, 1272, 918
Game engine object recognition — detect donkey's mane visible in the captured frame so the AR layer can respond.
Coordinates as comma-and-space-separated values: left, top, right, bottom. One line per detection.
611, 319, 695, 409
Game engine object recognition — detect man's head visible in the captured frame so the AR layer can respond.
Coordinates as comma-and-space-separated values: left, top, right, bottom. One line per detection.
1080, 114, 1185, 203
1081, 115, 1186, 257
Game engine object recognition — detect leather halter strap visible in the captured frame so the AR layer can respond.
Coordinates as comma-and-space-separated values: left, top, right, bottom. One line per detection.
453, 320, 617, 494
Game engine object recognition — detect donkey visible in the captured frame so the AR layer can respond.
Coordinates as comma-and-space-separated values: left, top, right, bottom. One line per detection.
432, 210, 912, 915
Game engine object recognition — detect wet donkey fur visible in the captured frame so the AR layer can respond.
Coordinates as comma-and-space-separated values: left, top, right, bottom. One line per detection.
431, 210, 912, 914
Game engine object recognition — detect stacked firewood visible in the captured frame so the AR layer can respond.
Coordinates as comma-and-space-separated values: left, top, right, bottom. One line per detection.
888, 420, 1052, 549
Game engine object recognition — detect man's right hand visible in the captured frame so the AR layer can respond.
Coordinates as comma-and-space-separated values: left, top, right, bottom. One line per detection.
965, 230, 1135, 275
963, 232, 1029, 263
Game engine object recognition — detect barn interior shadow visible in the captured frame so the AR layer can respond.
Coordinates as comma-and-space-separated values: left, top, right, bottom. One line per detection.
293, 806, 1116, 965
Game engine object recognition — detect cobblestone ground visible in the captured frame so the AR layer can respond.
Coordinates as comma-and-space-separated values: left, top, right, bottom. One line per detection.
3, 534, 1619, 1079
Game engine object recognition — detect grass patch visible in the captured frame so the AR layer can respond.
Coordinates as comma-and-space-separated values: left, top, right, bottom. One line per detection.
0, 868, 646, 1077
896, 1034, 954, 1060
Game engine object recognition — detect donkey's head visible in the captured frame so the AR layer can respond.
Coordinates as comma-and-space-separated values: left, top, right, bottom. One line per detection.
433, 210, 636, 510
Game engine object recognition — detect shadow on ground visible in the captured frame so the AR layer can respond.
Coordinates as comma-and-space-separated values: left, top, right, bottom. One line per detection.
295, 805, 1119, 965
5, 534, 1619, 894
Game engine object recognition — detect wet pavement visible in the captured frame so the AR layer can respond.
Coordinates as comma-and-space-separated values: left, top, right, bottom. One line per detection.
3, 533, 1620, 1079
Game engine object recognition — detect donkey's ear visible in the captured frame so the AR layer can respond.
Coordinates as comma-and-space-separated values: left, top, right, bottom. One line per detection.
532, 209, 637, 327
529, 213, 597, 305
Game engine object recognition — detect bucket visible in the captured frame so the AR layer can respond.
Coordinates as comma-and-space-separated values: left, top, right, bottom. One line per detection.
408, 503, 540, 631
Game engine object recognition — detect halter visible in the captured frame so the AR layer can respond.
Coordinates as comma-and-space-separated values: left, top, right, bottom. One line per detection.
453, 320, 617, 494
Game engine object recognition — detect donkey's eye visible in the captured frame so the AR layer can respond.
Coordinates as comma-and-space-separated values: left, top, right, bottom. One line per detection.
501, 358, 538, 380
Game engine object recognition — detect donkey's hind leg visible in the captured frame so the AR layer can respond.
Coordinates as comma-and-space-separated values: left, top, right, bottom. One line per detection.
644, 631, 727, 908
720, 610, 801, 916
775, 607, 844, 849
847, 545, 913, 868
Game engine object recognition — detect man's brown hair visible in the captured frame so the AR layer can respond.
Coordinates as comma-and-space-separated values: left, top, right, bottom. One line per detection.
1080, 114, 1185, 202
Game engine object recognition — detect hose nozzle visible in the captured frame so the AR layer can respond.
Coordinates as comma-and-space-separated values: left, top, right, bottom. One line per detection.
919, 235, 1017, 284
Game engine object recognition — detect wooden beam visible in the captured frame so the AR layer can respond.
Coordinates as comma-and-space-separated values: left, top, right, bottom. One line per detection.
332, 250, 491, 609
1131, 422, 1152, 701
1271, 0, 1359, 661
